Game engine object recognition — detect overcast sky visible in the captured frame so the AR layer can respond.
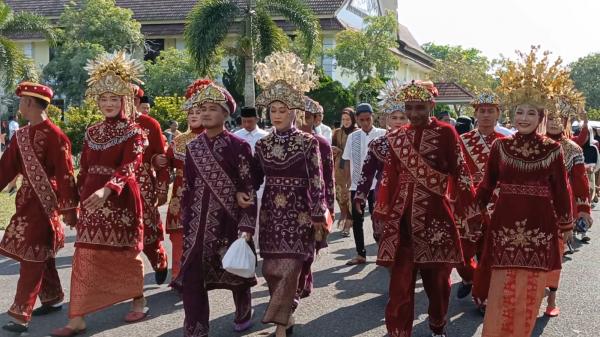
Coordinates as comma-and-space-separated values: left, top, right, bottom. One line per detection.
398, 0, 600, 64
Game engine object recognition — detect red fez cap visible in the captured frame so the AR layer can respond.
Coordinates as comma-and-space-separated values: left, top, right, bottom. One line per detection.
15, 82, 54, 103
131, 84, 145, 98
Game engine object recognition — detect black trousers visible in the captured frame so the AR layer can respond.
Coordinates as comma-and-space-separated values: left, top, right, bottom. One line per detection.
350, 190, 375, 258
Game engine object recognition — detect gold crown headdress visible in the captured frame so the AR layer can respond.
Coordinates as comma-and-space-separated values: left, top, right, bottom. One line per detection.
85, 51, 144, 98
471, 90, 500, 106
255, 52, 318, 110
398, 80, 438, 103
496, 46, 580, 113
378, 80, 406, 114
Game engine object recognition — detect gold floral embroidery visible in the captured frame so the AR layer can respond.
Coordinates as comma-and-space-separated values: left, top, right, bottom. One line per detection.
297, 212, 311, 224
5, 216, 27, 240
274, 193, 287, 208
494, 219, 552, 252
272, 144, 285, 160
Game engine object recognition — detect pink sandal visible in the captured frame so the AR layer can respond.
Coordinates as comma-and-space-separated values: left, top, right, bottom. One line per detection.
124, 307, 149, 323
50, 326, 86, 337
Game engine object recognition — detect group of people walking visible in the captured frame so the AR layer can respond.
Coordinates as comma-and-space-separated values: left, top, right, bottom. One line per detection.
0, 46, 593, 337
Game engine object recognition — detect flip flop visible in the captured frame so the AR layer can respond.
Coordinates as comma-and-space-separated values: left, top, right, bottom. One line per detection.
124, 307, 149, 323
50, 326, 86, 337
345, 256, 366, 266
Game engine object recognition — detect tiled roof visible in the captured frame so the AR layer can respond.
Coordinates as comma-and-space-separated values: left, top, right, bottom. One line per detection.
434, 82, 474, 103
4, 0, 346, 21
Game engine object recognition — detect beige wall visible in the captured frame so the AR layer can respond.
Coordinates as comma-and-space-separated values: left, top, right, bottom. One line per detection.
16, 40, 50, 70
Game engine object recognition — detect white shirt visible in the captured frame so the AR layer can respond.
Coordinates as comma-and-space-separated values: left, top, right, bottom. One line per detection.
342, 127, 387, 191
8, 120, 19, 141
495, 124, 515, 136
314, 123, 333, 144
234, 126, 269, 198
234, 127, 269, 155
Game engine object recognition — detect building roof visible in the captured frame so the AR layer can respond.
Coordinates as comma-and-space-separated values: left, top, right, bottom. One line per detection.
434, 82, 474, 104
5, 0, 347, 21
396, 23, 434, 68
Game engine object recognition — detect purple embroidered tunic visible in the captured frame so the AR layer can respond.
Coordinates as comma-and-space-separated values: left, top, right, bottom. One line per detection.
173, 131, 257, 291
254, 127, 327, 261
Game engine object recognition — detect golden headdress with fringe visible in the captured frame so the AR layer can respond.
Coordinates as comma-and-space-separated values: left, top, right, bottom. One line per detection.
496, 46, 581, 113
378, 80, 406, 114
255, 52, 318, 110
85, 51, 144, 98
471, 90, 501, 107
398, 80, 438, 103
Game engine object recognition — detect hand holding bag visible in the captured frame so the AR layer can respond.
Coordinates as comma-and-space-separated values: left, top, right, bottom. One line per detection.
222, 238, 256, 278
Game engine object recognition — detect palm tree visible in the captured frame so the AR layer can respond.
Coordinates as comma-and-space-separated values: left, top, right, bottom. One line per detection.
185, 0, 321, 107
0, 0, 56, 89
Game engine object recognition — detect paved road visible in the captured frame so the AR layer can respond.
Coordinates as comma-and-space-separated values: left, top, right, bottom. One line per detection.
0, 207, 598, 337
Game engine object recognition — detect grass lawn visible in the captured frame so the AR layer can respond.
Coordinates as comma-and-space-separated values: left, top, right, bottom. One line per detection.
0, 190, 15, 230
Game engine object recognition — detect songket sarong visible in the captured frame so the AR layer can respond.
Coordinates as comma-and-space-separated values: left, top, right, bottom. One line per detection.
482, 269, 547, 337
69, 248, 144, 317
262, 258, 304, 325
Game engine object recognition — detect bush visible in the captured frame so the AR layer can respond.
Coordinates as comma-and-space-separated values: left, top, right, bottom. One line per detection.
307, 74, 354, 125
144, 48, 203, 97
150, 96, 188, 131
48, 100, 102, 156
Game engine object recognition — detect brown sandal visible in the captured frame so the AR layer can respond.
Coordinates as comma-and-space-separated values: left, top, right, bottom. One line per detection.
346, 256, 366, 266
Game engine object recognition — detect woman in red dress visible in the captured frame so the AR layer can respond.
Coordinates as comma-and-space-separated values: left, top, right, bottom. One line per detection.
52, 52, 147, 336
478, 47, 574, 337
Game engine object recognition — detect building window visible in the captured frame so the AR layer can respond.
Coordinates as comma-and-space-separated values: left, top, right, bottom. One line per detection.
349, 0, 380, 17
144, 39, 165, 62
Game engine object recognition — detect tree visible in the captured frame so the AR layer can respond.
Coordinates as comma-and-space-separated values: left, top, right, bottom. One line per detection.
47, 100, 103, 156
0, 0, 55, 90
144, 48, 222, 97
185, 0, 321, 107
43, 0, 144, 105
570, 53, 600, 109
328, 12, 400, 103
422, 43, 494, 114
307, 73, 354, 124
150, 96, 188, 131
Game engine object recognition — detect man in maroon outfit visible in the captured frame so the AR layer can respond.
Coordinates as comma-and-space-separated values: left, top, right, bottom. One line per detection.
0, 83, 78, 333
133, 88, 170, 284
374, 80, 480, 337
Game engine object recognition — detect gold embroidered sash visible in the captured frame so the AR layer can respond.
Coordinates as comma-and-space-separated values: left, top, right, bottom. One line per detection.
16, 128, 60, 219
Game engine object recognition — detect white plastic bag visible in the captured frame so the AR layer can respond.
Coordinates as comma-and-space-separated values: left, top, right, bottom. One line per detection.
222, 238, 256, 278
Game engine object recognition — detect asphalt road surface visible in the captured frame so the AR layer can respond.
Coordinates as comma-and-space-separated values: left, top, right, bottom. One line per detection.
0, 206, 598, 337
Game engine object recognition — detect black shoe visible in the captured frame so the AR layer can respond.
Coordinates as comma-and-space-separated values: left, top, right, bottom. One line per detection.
456, 282, 472, 299
581, 235, 591, 243
2, 321, 28, 333
155, 268, 168, 285
32, 304, 63, 316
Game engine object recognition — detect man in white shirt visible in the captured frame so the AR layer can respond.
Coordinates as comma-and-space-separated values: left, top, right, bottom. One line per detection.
7, 115, 19, 142
234, 106, 269, 236
313, 110, 332, 144
342, 103, 386, 265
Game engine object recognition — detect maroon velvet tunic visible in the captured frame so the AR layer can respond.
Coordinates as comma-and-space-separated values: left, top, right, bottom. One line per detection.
374, 118, 480, 267
76, 118, 145, 252
254, 127, 327, 261
135, 113, 169, 245
476, 132, 573, 271
0, 119, 78, 262
173, 131, 257, 291
314, 133, 335, 213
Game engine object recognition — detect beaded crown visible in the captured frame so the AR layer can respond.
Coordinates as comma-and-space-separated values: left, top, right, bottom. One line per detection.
255, 52, 318, 110
378, 80, 406, 114
398, 80, 438, 102
471, 90, 501, 106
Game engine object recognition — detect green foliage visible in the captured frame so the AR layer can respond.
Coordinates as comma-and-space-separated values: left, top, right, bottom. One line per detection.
422, 43, 495, 93
349, 77, 386, 107
43, 0, 144, 105
587, 108, 600, 121
185, 0, 321, 106
329, 12, 399, 101
307, 74, 354, 124
0, 0, 55, 89
150, 96, 188, 131
185, 0, 236, 76
570, 53, 600, 109
222, 59, 245, 105
144, 48, 212, 97
47, 100, 103, 155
